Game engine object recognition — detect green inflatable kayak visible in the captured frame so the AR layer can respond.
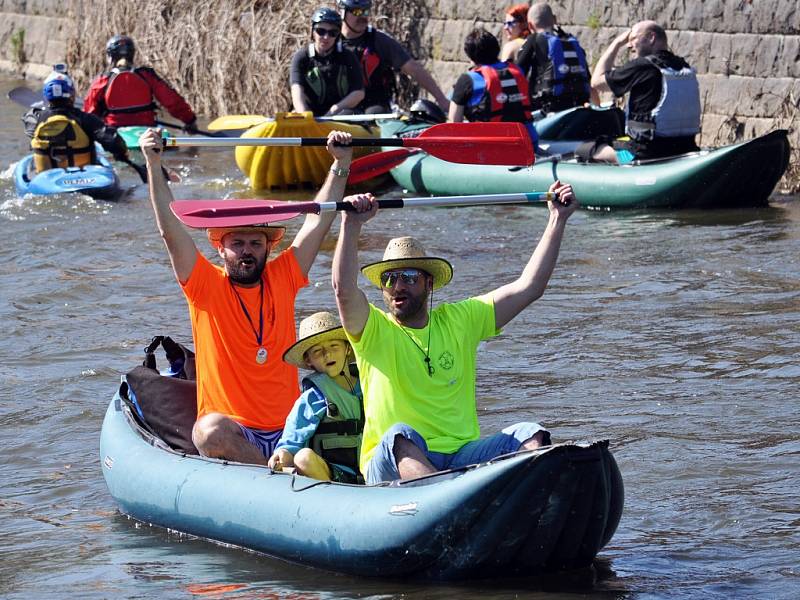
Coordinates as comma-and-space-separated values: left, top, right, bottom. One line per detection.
381, 120, 790, 210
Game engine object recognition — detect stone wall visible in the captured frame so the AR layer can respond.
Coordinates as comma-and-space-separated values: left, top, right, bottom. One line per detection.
418, 0, 800, 150
0, 0, 69, 78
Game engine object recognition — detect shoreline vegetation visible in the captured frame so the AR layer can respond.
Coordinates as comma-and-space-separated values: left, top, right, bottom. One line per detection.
61, 0, 797, 193
65, 0, 420, 117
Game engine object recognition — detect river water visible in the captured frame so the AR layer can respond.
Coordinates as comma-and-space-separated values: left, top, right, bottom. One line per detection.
1, 76, 798, 599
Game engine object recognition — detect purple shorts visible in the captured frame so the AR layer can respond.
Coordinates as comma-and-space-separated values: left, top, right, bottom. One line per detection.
365, 421, 550, 484
236, 424, 283, 459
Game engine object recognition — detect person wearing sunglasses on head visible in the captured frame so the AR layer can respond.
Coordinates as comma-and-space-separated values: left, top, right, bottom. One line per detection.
515, 2, 593, 115
499, 3, 531, 63
336, 0, 449, 115
290, 7, 365, 116
331, 181, 578, 484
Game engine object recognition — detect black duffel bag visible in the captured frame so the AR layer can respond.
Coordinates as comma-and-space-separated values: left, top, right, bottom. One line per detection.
118, 335, 199, 455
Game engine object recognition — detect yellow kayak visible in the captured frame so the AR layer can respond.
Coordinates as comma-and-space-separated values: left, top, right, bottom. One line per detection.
235, 112, 377, 190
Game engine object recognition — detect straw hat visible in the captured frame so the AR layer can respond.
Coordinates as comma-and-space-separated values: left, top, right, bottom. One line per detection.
207, 226, 285, 249
283, 311, 349, 368
361, 236, 453, 290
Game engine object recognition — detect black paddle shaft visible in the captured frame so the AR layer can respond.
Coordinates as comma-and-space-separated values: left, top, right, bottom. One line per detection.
303, 138, 405, 148
333, 199, 405, 210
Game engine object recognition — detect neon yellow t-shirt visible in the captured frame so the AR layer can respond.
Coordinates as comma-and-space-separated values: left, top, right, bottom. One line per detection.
349, 296, 498, 473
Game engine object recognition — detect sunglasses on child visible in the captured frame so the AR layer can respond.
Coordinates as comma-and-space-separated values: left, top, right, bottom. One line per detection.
314, 27, 340, 37
347, 7, 370, 17
380, 268, 425, 288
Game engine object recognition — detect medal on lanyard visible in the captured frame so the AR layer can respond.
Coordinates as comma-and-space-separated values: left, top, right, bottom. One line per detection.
256, 347, 268, 364
231, 279, 268, 365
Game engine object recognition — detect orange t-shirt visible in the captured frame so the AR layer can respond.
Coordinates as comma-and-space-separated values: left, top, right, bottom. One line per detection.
181, 249, 308, 430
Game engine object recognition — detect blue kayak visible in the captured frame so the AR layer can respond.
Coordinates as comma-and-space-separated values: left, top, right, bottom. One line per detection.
14, 144, 122, 201
101, 390, 624, 579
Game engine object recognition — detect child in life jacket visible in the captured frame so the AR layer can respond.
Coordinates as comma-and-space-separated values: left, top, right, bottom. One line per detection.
84, 35, 197, 131
23, 71, 129, 174
269, 312, 364, 483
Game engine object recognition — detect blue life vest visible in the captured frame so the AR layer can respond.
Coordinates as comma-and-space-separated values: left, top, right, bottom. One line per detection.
626, 54, 701, 142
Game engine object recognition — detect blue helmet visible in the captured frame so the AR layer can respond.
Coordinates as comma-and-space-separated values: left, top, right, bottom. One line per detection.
106, 35, 135, 60
312, 7, 342, 26
42, 72, 75, 102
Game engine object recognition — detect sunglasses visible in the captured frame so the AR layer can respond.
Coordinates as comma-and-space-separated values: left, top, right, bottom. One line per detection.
380, 268, 424, 288
314, 27, 340, 37
503, 20, 520, 28
348, 8, 370, 17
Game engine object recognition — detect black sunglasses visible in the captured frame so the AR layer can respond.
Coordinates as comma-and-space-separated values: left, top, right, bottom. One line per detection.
314, 27, 340, 37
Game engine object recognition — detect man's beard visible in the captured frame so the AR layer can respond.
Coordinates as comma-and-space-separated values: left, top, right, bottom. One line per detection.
384, 288, 428, 323
226, 253, 266, 285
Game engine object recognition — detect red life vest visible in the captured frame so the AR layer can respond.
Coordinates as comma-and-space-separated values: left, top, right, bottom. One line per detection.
104, 68, 157, 116
469, 63, 532, 122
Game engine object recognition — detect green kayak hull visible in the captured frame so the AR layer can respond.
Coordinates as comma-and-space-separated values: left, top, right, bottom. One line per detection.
101, 393, 623, 579
118, 126, 172, 150
382, 121, 789, 210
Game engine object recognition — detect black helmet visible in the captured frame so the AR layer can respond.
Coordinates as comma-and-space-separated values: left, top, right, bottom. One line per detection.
312, 7, 342, 26
336, 0, 372, 10
106, 35, 135, 60
410, 99, 446, 124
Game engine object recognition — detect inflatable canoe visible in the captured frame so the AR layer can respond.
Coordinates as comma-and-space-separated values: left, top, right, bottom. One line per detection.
235, 112, 378, 191
14, 145, 122, 201
101, 391, 623, 579
382, 121, 790, 210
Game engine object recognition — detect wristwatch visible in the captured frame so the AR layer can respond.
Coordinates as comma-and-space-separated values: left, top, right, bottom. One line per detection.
330, 164, 350, 178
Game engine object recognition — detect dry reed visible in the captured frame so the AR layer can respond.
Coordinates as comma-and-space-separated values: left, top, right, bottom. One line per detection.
64, 0, 431, 118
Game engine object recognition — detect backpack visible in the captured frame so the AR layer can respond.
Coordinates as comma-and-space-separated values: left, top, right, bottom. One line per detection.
118, 336, 199, 454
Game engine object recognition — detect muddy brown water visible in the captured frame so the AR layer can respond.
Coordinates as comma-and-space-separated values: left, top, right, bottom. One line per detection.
1, 77, 798, 599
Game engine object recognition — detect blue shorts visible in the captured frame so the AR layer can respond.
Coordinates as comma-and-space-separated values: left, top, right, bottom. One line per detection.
365, 421, 550, 484
236, 424, 283, 459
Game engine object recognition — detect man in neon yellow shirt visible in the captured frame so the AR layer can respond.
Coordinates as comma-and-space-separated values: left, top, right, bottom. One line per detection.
333, 181, 578, 483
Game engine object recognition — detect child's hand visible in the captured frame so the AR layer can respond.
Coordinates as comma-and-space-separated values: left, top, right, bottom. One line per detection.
268, 448, 293, 470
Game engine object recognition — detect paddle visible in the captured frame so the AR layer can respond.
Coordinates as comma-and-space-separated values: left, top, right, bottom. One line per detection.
120, 157, 148, 183
170, 192, 557, 228
154, 119, 220, 137
207, 112, 401, 132
348, 148, 421, 184
164, 122, 535, 166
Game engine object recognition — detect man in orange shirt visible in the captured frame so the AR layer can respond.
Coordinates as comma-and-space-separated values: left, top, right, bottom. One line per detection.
139, 128, 356, 464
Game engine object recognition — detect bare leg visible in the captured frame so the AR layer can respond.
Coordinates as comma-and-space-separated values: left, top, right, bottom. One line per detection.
394, 435, 437, 479
192, 413, 268, 465
521, 430, 549, 451
294, 448, 332, 481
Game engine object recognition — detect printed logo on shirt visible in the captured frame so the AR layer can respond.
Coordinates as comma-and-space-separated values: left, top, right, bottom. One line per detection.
495, 92, 508, 104
438, 351, 454, 370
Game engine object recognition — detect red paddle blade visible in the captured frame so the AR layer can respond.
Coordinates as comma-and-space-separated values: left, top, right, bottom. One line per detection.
348, 148, 420, 184
406, 122, 535, 166
170, 199, 309, 228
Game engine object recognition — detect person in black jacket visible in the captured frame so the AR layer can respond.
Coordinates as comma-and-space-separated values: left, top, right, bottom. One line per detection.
515, 2, 592, 113
290, 7, 364, 116
23, 72, 129, 174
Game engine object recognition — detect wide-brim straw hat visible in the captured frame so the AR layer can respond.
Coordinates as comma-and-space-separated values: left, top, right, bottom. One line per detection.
283, 311, 348, 368
361, 236, 453, 290
207, 225, 285, 249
